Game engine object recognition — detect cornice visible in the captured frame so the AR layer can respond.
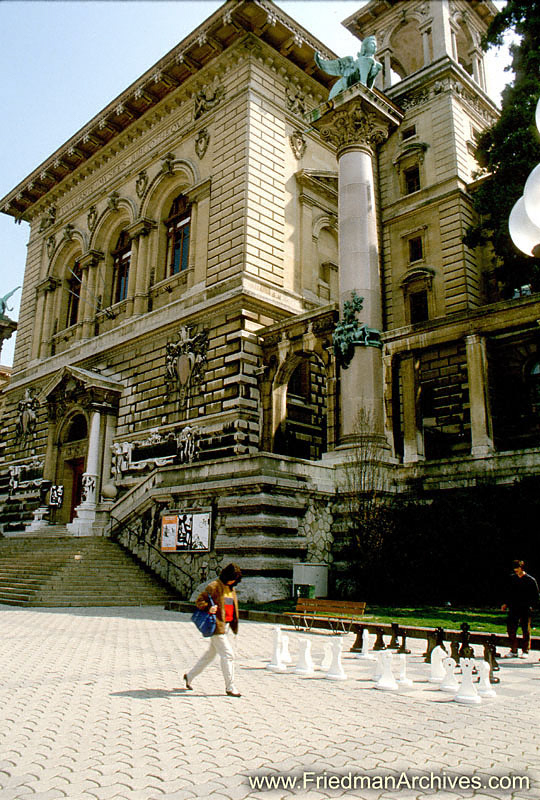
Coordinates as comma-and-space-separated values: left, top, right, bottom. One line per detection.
0, 0, 338, 222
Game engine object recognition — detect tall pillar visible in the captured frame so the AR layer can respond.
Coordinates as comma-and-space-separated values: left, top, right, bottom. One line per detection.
308, 83, 402, 454
465, 333, 494, 457
67, 407, 101, 536
128, 218, 156, 315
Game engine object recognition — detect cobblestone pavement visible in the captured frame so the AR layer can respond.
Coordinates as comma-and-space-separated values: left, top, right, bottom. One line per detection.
0, 605, 538, 800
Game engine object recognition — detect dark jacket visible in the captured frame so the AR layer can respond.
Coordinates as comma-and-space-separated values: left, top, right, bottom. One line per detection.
195, 578, 239, 635
504, 572, 540, 612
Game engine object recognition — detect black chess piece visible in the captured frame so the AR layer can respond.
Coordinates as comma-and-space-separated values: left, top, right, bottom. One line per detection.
373, 628, 387, 651
350, 625, 364, 653
483, 642, 501, 684
397, 633, 411, 654
389, 623, 400, 649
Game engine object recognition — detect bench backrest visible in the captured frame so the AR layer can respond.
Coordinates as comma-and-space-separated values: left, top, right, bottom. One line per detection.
295, 598, 366, 615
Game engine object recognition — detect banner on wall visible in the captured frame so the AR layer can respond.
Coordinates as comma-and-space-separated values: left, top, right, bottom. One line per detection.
161, 511, 211, 552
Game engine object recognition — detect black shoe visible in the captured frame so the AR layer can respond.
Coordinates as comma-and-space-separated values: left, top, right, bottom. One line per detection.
183, 673, 193, 690
226, 689, 241, 697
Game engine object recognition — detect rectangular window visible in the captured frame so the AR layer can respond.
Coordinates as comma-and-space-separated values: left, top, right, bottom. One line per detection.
114, 251, 131, 303
402, 125, 417, 141
408, 235, 423, 263
410, 290, 429, 323
404, 165, 421, 194
171, 218, 190, 275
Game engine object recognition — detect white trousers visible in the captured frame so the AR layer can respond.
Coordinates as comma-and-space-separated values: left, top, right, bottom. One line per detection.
187, 630, 236, 692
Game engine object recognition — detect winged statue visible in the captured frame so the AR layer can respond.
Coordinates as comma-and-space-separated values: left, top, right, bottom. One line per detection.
0, 286, 21, 319
315, 36, 382, 100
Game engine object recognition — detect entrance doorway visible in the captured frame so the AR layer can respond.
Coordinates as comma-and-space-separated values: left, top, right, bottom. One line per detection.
67, 458, 85, 523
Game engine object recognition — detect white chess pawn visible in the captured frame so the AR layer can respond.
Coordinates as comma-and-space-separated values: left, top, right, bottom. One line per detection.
429, 645, 447, 683
319, 641, 332, 672
372, 650, 384, 682
477, 660, 496, 698
454, 658, 481, 705
325, 637, 347, 681
355, 628, 376, 660
397, 653, 413, 688
440, 656, 460, 693
376, 650, 398, 691
266, 626, 287, 672
295, 638, 315, 676
281, 634, 292, 665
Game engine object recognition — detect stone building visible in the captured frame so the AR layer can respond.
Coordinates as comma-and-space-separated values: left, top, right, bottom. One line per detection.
1, 0, 539, 601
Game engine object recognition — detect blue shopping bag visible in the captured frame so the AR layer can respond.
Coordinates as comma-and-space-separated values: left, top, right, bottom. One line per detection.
191, 596, 216, 637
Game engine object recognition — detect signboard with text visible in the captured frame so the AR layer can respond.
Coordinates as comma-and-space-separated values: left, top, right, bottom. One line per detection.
160, 511, 211, 552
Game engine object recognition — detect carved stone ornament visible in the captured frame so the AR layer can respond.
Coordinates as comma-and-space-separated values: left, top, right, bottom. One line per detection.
111, 425, 201, 478
289, 130, 307, 159
108, 191, 120, 212
194, 84, 225, 120
46, 235, 56, 259
333, 291, 381, 369
16, 388, 40, 444
165, 325, 209, 407
39, 206, 57, 232
87, 205, 98, 232
285, 87, 307, 116
161, 153, 175, 175
319, 98, 391, 153
136, 170, 149, 198
63, 223, 75, 242
195, 128, 210, 159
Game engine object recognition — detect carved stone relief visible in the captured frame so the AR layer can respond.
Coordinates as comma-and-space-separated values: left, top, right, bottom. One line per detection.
195, 128, 210, 159
289, 130, 307, 159
16, 388, 40, 444
136, 170, 149, 198
194, 84, 225, 119
165, 325, 209, 406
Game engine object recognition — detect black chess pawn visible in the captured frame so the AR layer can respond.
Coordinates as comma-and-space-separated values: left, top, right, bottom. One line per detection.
373, 628, 387, 651
483, 642, 501, 683
389, 623, 400, 649
350, 625, 364, 653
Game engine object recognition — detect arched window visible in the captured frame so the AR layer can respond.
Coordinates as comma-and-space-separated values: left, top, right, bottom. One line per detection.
112, 230, 131, 303
66, 260, 82, 328
65, 414, 88, 442
165, 194, 191, 276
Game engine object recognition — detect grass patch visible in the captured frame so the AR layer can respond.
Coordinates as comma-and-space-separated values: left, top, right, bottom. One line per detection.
242, 598, 540, 636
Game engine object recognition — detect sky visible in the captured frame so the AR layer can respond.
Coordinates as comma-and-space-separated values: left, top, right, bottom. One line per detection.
0, 0, 513, 367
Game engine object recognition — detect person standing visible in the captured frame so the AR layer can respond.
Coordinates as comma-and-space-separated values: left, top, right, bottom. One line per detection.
501, 559, 539, 658
184, 563, 243, 696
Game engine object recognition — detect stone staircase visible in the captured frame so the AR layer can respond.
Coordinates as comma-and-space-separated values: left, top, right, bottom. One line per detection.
0, 535, 178, 607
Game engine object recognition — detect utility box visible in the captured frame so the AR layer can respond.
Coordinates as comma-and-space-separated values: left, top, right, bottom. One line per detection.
292, 563, 328, 598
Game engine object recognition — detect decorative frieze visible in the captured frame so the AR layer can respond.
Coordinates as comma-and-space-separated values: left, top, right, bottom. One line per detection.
112, 425, 201, 478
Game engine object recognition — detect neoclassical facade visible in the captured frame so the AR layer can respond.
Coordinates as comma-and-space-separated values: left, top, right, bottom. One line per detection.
1, 0, 539, 600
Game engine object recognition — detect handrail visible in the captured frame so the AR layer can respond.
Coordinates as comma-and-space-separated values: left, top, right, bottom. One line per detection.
108, 513, 195, 596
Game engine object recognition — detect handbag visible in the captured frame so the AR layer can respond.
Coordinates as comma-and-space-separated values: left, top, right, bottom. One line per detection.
191, 596, 216, 638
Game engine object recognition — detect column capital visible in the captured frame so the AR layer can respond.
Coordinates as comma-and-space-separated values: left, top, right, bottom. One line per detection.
307, 83, 403, 157
79, 249, 104, 270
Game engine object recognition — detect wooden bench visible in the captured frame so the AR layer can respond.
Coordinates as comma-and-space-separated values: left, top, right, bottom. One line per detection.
289, 598, 366, 634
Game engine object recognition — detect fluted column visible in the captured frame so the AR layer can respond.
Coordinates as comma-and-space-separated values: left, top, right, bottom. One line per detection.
308, 84, 402, 453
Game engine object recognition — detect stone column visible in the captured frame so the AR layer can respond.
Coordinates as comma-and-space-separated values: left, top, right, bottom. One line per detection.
67, 407, 101, 536
308, 84, 402, 453
465, 333, 494, 457
401, 352, 425, 463
129, 218, 156, 315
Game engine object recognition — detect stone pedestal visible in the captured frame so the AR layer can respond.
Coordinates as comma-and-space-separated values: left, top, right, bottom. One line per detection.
308, 84, 402, 454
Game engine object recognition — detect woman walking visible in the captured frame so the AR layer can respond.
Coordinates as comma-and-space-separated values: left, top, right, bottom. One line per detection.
184, 563, 243, 697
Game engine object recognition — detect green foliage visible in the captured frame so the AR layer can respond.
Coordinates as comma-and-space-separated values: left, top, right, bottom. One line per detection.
464, 0, 540, 294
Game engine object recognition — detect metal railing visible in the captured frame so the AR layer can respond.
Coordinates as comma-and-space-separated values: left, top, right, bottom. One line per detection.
108, 514, 195, 597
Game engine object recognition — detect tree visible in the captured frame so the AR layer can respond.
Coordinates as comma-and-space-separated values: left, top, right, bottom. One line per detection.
464, 0, 540, 296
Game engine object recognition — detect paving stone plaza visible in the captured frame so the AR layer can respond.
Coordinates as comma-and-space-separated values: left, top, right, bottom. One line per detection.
0, 605, 538, 800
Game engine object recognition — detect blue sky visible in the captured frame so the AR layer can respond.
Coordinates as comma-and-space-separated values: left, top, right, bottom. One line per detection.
0, 0, 512, 367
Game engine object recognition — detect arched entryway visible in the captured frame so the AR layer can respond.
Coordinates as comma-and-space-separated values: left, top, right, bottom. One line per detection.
273, 354, 328, 460
56, 412, 88, 524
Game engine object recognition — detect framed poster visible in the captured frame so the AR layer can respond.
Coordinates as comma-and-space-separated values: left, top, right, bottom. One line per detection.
161, 515, 179, 552
160, 510, 211, 552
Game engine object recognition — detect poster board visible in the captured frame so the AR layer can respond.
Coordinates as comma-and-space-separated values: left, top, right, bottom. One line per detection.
161, 510, 211, 552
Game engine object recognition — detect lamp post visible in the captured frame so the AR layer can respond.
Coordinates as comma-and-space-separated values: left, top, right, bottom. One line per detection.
509, 97, 540, 256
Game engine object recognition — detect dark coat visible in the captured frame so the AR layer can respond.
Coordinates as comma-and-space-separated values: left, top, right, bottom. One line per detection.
195, 578, 239, 635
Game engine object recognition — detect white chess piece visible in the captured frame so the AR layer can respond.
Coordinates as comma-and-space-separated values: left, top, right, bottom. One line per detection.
295, 638, 315, 676
429, 645, 447, 683
372, 651, 384, 682
440, 656, 460, 693
477, 660, 496, 698
325, 637, 347, 681
454, 658, 481, 704
397, 653, 413, 688
319, 641, 332, 671
355, 628, 376, 660
266, 626, 287, 672
376, 650, 398, 691
281, 634, 292, 665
